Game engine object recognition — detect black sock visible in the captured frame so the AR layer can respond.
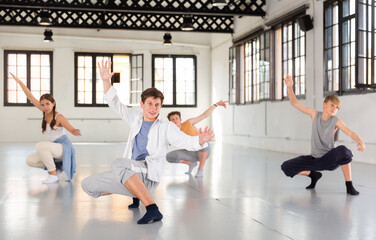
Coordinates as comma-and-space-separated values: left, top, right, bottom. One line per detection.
346, 181, 359, 195
137, 204, 163, 224
306, 171, 322, 189
128, 197, 140, 209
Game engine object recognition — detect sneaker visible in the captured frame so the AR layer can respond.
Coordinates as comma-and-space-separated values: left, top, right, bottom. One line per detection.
195, 169, 204, 178
42, 174, 59, 184
185, 161, 198, 174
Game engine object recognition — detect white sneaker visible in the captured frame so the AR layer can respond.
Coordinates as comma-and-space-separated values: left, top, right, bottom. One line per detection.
195, 169, 204, 178
42, 175, 59, 184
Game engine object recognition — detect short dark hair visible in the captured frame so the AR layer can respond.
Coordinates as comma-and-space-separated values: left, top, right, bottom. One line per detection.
167, 111, 181, 120
141, 87, 164, 104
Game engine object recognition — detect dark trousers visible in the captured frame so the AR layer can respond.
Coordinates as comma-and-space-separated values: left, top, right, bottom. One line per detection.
281, 145, 353, 178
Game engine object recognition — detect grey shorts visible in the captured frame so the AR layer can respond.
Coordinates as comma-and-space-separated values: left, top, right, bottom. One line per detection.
81, 158, 159, 198
166, 144, 211, 163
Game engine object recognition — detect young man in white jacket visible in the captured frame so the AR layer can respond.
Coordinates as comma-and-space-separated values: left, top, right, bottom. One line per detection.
82, 60, 214, 224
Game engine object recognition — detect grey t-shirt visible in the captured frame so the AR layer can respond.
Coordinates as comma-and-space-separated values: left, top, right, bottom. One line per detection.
311, 112, 338, 158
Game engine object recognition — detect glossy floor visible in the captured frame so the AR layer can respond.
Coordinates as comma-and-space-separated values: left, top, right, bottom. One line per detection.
0, 142, 375, 240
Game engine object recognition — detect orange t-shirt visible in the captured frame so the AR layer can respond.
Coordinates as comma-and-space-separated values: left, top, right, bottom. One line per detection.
180, 120, 198, 136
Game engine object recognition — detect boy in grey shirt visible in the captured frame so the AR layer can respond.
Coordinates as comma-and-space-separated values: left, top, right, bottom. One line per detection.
281, 75, 365, 195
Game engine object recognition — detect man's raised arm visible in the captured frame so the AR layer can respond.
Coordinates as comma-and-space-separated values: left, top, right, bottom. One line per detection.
188, 100, 228, 125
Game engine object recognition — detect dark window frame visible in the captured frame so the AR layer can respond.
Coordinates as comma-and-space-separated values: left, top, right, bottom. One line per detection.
74, 52, 113, 107
230, 30, 271, 105
130, 54, 144, 105
229, 46, 240, 105
324, 0, 358, 95
4, 50, 53, 106
355, 0, 376, 90
324, 0, 376, 96
75, 52, 141, 107
273, 15, 307, 101
243, 31, 271, 104
152, 54, 197, 108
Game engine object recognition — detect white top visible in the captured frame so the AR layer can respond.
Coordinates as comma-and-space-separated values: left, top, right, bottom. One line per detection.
104, 86, 206, 182
43, 113, 66, 142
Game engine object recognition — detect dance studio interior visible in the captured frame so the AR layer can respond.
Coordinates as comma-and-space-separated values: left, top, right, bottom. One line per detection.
1, 0, 376, 239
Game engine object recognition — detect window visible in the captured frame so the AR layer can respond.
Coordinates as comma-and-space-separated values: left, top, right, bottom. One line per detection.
260, 32, 271, 100
229, 47, 237, 104
356, 0, 376, 88
341, 0, 356, 91
229, 10, 306, 104
130, 54, 143, 105
230, 31, 270, 104
274, 18, 306, 100
4, 50, 53, 106
324, 1, 340, 93
324, 0, 376, 95
244, 32, 271, 103
75, 53, 143, 106
152, 55, 196, 107
244, 38, 258, 103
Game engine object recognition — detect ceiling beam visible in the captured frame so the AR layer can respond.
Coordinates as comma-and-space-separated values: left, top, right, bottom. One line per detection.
0, 7, 234, 33
0, 0, 266, 17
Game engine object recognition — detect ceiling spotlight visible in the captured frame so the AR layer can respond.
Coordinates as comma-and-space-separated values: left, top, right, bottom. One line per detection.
39, 9, 52, 26
213, 0, 227, 7
43, 29, 54, 42
163, 33, 172, 45
181, 15, 194, 31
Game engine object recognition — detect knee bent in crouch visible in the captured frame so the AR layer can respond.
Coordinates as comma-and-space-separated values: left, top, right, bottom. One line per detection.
281, 162, 290, 176
166, 151, 180, 163
81, 177, 101, 198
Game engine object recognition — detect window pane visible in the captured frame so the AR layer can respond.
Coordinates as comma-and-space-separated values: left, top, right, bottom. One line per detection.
41, 79, 50, 91
176, 57, 195, 105
31, 78, 41, 91
31, 66, 41, 78
41, 67, 50, 78
7, 78, 17, 91
31, 55, 41, 66
17, 54, 27, 66
18, 90, 27, 103
41, 55, 50, 66
275, 27, 283, 100
333, 69, 339, 91
325, 6, 332, 27
8, 91, 17, 103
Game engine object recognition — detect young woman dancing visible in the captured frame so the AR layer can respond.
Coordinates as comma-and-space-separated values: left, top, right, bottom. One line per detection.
10, 73, 81, 184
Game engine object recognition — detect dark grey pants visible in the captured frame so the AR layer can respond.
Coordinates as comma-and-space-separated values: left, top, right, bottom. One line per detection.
281, 145, 353, 178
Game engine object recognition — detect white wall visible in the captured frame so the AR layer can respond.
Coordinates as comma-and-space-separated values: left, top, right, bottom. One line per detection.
0, 26, 217, 143
211, 0, 376, 165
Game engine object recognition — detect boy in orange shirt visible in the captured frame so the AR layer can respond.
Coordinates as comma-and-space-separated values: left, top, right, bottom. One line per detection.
167, 100, 228, 177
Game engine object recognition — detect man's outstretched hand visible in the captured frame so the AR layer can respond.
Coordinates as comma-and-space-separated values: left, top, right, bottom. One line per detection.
97, 60, 114, 81
198, 126, 215, 146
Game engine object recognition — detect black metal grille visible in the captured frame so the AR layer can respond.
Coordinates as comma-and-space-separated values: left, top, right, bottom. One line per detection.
0, 0, 265, 16
0, 0, 266, 33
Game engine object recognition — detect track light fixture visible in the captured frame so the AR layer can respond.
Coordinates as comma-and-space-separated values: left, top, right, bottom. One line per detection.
43, 29, 54, 42
181, 15, 194, 31
212, 0, 227, 7
163, 33, 172, 45
39, 9, 52, 26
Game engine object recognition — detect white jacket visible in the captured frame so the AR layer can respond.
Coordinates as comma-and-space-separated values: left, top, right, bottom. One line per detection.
105, 87, 206, 182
